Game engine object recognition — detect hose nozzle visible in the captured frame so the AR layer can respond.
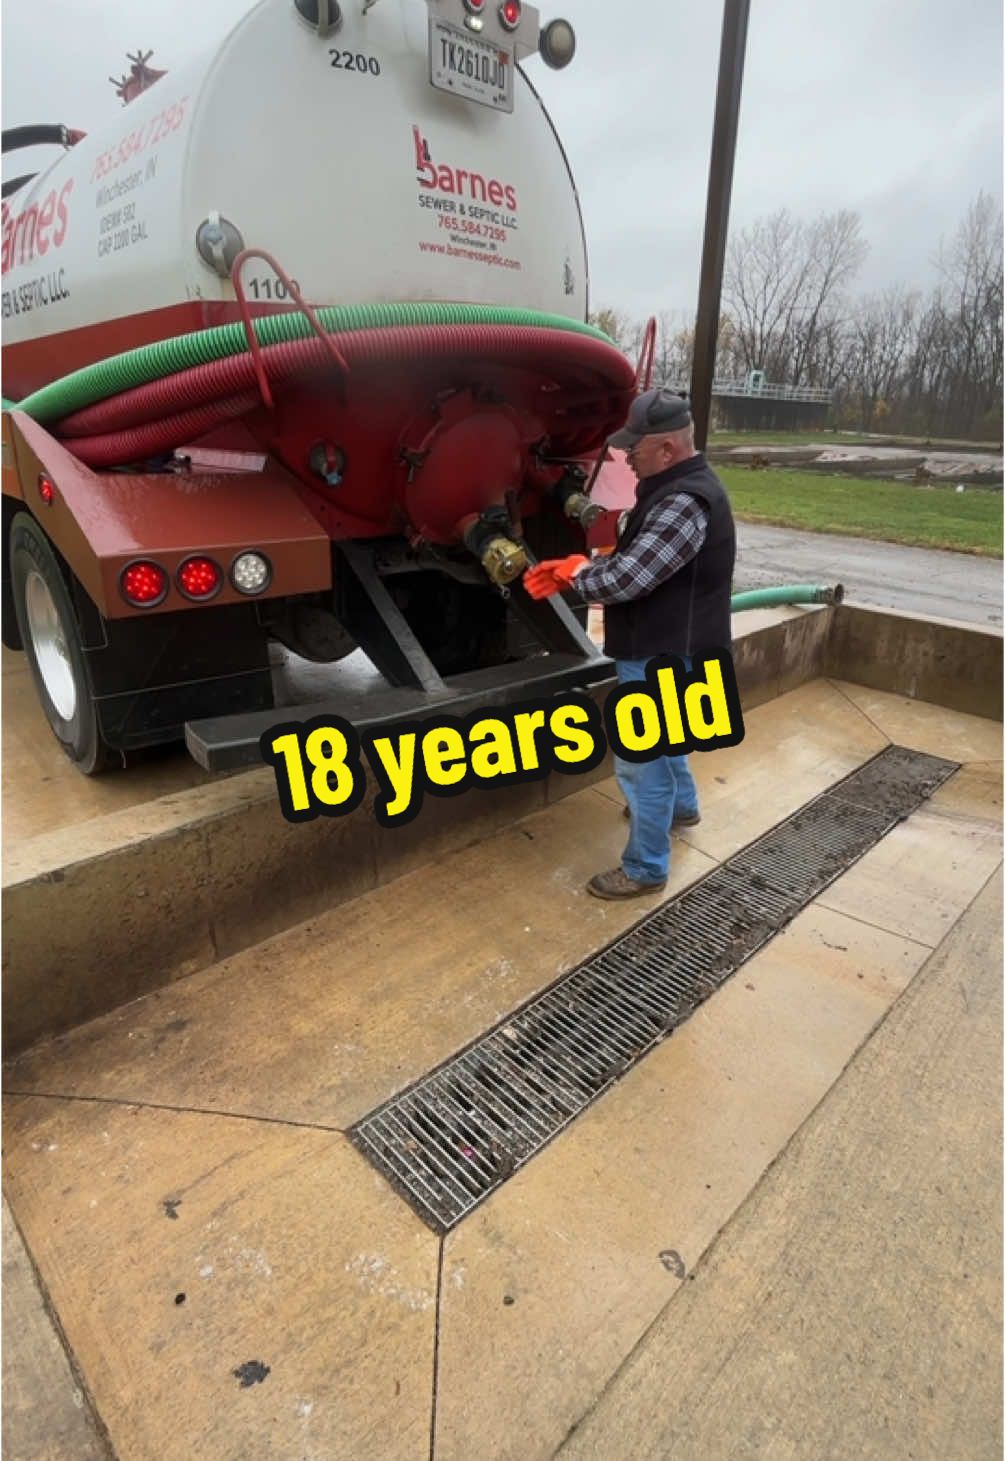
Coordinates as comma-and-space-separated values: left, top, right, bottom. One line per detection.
461, 510, 528, 586
553, 465, 603, 530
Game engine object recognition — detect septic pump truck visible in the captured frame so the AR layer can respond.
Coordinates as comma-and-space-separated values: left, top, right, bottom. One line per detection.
1, 0, 634, 773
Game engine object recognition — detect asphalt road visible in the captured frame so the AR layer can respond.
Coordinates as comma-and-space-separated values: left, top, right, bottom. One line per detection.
735, 522, 1003, 629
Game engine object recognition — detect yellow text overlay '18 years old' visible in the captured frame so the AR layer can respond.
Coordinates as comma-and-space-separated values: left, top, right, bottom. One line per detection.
262, 652, 745, 826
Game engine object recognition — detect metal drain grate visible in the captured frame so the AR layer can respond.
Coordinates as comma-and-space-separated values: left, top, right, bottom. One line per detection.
348, 745, 959, 1231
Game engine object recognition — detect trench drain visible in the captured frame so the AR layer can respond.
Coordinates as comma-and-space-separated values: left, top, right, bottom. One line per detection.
348, 745, 958, 1232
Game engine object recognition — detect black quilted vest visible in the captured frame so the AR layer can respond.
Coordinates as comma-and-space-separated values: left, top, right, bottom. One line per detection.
602, 454, 736, 660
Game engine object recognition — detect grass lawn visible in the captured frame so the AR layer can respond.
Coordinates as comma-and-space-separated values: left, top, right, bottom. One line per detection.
718, 467, 1004, 557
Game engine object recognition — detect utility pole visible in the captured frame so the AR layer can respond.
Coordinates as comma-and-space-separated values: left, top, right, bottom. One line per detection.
690, 0, 751, 451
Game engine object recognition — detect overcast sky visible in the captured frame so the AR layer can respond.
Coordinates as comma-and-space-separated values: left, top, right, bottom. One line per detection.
3, 0, 1001, 320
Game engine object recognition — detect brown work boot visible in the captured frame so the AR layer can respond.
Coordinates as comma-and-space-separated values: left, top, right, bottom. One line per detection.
621, 804, 701, 827
586, 867, 667, 900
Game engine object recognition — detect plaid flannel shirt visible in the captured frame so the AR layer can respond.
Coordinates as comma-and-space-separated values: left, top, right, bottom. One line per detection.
573, 494, 709, 605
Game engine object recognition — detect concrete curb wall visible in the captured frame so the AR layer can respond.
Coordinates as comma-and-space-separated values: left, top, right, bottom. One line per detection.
827, 604, 1003, 721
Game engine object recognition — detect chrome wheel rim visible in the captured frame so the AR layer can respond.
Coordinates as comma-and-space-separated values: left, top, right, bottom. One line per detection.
24, 569, 77, 722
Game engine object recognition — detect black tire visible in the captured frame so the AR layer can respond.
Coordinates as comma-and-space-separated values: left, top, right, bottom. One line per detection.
9, 511, 118, 775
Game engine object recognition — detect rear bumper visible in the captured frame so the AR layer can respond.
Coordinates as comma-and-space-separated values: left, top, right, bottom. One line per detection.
184, 651, 616, 771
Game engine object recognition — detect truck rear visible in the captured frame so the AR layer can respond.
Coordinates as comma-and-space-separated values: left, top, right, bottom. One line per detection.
1, 0, 635, 772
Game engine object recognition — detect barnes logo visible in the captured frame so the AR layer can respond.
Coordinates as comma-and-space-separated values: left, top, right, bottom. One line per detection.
1, 180, 74, 276
413, 125, 518, 212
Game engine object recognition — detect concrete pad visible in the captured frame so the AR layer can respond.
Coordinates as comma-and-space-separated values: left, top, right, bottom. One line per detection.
556, 873, 1003, 1461
927, 760, 1003, 823
2, 1199, 111, 1460
433, 900, 933, 1461
4, 787, 718, 1128
818, 807, 1003, 948
2, 1099, 437, 1461
830, 679, 1003, 762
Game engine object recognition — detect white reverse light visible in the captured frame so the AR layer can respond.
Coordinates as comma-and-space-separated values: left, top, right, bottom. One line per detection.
231, 551, 272, 595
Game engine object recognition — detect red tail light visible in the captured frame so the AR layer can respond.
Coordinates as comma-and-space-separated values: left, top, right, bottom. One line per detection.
38, 475, 55, 506
499, 0, 521, 29
121, 561, 168, 607
177, 555, 222, 600
463, 0, 487, 10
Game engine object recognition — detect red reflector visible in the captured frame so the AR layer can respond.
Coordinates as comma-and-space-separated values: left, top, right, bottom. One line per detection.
464, 0, 486, 9
38, 475, 55, 506
499, 0, 521, 28
121, 561, 167, 606
177, 555, 222, 600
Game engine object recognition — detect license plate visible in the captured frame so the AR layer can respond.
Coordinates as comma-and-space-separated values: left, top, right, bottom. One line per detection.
428, 16, 514, 113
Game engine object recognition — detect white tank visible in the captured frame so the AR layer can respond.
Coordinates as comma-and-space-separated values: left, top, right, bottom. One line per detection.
1, 0, 588, 397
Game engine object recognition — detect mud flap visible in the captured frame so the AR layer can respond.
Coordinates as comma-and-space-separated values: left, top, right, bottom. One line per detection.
70, 588, 274, 752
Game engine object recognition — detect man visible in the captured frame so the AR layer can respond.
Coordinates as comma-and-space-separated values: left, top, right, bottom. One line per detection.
523, 387, 736, 900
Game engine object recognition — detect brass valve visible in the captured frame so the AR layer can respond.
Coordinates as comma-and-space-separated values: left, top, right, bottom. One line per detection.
551, 464, 604, 530
479, 535, 529, 586
460, 509, 528, 587
561, 491, 604, 530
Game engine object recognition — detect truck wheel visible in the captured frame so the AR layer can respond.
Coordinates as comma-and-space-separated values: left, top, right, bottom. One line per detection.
10, 511, 117, 774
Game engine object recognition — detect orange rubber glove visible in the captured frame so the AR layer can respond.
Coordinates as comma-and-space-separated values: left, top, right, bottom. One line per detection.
523, 554, 589, 600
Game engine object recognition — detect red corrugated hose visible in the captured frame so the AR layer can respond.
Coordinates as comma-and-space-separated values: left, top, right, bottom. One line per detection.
56, 323, 636, 468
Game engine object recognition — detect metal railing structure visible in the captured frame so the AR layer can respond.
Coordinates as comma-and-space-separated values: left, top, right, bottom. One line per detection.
666, 377, 833, 405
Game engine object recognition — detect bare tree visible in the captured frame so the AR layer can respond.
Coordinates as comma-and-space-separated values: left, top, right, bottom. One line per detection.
789, 211, 869, 382
643, 310, 694, 387
933, 192, 1003, 436
596, 192, 1001, 442
588, 307, 634, 351
723, 208, 868, 385
846, 287, 919, 431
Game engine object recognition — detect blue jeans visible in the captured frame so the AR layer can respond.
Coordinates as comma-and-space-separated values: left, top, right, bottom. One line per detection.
615, 657, 699, 885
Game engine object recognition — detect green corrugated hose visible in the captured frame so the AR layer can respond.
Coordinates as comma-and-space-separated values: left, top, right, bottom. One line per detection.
6, 303, 617, 425
731, 584, 844, 611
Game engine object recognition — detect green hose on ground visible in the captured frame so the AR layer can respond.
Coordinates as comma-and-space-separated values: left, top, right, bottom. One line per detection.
7, 303, 618, 425
731, 584, 844, 611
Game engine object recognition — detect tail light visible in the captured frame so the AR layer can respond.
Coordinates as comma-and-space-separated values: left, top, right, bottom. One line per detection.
121, 561, 168, 607
230, 551, 272, 595
38, 474, 55, 506
499, 0, 521, 30
177, 555, 223, 600
463, 0, 487, 10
